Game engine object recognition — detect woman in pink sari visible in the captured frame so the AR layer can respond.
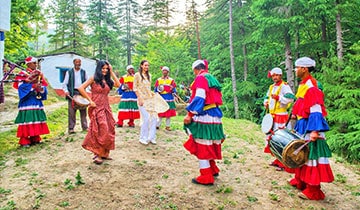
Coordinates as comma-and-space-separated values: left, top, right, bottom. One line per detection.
78, 60, 120, 164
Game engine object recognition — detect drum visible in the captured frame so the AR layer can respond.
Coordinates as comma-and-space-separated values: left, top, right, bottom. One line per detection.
73, 95, 90, 110
269, 129, 309, 168
261, 113, 273, 134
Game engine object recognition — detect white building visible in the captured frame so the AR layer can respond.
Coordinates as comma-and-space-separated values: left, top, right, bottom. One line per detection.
38, 52, 97, 95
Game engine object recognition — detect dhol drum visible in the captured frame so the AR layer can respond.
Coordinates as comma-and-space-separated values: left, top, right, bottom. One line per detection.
269, 129, 309, 168
261, 113, 273, 134
73, 95, 90, 110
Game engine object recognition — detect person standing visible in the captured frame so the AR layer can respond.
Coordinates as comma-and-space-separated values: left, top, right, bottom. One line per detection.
183, 59, 225, 185
78, 60, 120, 164
62, 58, 88, 134
154, 66, 177, 131
116, 65, 140, 127
263, 67, 294, 171
13, 56, 49, 147
133, 60, 157, 145
289, 57, 333, 200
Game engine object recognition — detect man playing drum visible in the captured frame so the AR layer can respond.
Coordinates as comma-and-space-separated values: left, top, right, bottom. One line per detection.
263, 67, 294, 171
289, 57, 333, 200
62, 58, 88, 134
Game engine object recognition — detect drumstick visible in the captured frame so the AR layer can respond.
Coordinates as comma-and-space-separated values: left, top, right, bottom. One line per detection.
292, 141, 310, 156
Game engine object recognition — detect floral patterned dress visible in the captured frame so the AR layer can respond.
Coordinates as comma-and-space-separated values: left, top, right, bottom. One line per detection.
82, 81, 115, 158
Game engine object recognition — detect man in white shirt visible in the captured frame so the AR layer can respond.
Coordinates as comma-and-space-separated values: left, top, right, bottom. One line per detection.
62, 58, 88, 134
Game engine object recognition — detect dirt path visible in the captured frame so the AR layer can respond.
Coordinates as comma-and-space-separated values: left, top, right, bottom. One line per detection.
0, 109, 359, 209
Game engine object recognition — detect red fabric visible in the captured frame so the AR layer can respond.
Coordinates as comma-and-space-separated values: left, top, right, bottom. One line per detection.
272, 114, 289, 124
16, 123, 50, 137
158, 109, 176, 118
209, 160, 220, 175
194, 168, 214, 185
183, 135, 222, 160
302, 185, 325, 200
300, 164, 334, 185
189, 71, 222, 105
19, 137, 31, 146
117, 111, 140, 120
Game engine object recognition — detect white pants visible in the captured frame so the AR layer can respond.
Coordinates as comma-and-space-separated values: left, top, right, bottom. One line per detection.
139, 106, 157, 142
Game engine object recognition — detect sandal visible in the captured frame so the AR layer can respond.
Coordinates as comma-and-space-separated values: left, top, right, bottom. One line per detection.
92, 155, 103, 165
275, 167, 284, 171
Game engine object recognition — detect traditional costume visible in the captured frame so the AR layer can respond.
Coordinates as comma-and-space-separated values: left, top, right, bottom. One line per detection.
289, 57, 333, 200
263, 67, 294, 170
154, 66, 177, 131
117, 65, 140, 127
184, 59, 225, 185
14, 56, 49, 146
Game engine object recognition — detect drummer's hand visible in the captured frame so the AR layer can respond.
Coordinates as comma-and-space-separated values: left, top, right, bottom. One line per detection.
310, 131, 319, 141
271, 94, 279, 101
89, 101, 96, 107
291, 114, 296, 119
184, 115, 192, 125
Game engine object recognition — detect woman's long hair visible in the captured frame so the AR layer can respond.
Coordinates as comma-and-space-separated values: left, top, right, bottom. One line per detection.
94, 60, 114, 89
138, 60, 150, 81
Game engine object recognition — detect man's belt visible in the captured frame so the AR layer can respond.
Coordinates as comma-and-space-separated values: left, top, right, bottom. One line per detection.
204, 104, 217, 111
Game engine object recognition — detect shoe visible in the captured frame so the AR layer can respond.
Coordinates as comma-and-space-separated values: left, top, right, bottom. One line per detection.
68, 130, 75, 134
116, 124, 123, 128
139, 139, 148, 145
93, 156, 103, 165
213, 173, 219, 177
21, 144, 30, 148
150, 139, 157, 145
276, 167, 284, 171
156, 126, 159, 129
165, 127, 171, 131
128, 125, 135, 128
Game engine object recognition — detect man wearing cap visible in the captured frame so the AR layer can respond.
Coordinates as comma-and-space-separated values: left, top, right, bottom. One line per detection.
183, 59, 225, 185
289, 57, 333, 200
154, 66, 177, 131
263, 67, 294, 171
62, 58, 88, 134
13, 56, 49, 147
116, 65, 140, 127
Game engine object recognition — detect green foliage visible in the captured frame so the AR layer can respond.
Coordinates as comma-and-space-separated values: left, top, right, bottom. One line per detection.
321, 42, 360, 163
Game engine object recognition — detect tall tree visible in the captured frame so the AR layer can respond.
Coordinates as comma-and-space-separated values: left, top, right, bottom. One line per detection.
116, 0, 140, 65
47, 0, 87, 55
229, 0, 239, 119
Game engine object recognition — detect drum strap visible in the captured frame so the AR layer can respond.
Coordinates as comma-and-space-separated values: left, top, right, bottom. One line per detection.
204, 103, 216, 111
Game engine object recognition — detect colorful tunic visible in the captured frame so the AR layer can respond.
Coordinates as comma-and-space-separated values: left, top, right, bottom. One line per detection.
82, 81, 115, 157
291, 75, 333, 185
263, 80, 294, 153
14, 68, 49, 144
117, 74, 140, 123
183, 70, 225, 160
154, 76, 177, 118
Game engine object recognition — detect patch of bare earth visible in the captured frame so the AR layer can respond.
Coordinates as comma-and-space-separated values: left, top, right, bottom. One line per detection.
0, 104, 359, 209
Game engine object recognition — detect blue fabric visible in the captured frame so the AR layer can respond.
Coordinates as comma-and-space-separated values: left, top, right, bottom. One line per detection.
18, 83, 47, 108
0, 32, 4, 41
121, 91, 137, 99
295, 113, 330, 135
186, 96, 223, 117
160, 93, 174, 100
306, 112, 330, 132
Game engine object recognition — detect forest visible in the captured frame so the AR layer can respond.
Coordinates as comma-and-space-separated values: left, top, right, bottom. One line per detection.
3, 0, 360, 163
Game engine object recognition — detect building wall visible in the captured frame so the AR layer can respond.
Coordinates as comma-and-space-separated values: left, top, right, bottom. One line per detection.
40, 53, 96, 90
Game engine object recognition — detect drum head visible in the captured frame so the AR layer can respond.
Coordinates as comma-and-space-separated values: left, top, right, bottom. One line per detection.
282, 140, 309, 168
261, 114, 273, 134
73, 95, 90, 106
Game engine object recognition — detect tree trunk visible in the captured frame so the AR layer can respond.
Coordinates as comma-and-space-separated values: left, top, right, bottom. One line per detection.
284, 30, 294, 92
336, 12, 343, 64
229, 0, 239, 119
